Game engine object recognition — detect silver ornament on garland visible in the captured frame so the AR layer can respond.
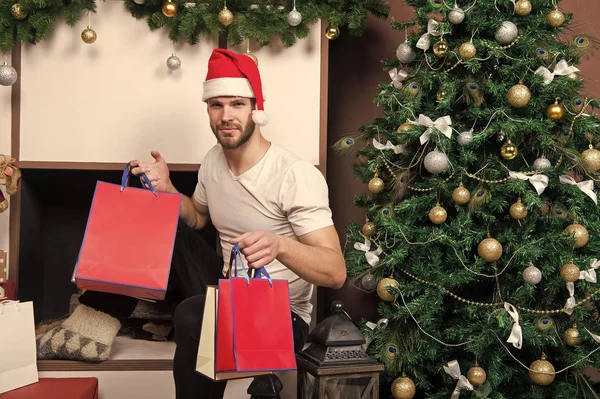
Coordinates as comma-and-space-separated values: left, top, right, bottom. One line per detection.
362, 273, 378, 290
133, 0, 145, 4
396, 41, 416, 64
495, 21, 519, 44
523, 264, 542, 285
287, 7, 302, 27
423, 148, 449, 174
0, 61, 17, 86
457, 130, 474, 146
166, 54, 181, 70
533, 156, 551, 171
448, 6, 465, 24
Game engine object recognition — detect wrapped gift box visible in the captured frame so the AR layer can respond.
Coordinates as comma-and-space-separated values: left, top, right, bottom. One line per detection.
1, 378, 98, 399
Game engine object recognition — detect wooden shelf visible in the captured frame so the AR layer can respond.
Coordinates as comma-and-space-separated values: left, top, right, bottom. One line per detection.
16, 161, 200, 172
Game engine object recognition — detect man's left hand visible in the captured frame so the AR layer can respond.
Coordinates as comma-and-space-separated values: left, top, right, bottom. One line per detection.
230, 230, 282, 269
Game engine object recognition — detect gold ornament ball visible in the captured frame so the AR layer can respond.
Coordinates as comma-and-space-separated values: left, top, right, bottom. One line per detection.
391, 376, 416, 399
362, 221, 377, 237
397, 122, 413, 133
529, 358, 555, 386
377, 277, 399, 302
81, 27, 97, 44
514, 0, 532, 16
507, 83, 531, 108
218, 7, 234, 26
546, 101, 564, 120
459, 42, 477, 60
501, 140, 518, 160
10, 3, 27, 20
581, 146, 600, 173
510, 198, 528, 220
161, 0, 177, 17
368, 176, 385, 194
564, 326, 582, 346
467, 365, 487, 387
325, 25, 340, 40
429, 203, 447, 225
560, 261, 580, 282
564, 223, 589, 248
452, 184, 471, 205
358, 154, 369, 166
433, 39, 449, 56
436, 90, 446, 101
547, 9, 565, 27
478, 237, 503, 262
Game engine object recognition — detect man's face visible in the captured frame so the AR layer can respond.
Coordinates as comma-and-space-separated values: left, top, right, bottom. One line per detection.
207, 97, 256, 150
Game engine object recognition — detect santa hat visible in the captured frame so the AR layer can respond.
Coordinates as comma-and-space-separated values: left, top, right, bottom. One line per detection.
202, 48, 269, 126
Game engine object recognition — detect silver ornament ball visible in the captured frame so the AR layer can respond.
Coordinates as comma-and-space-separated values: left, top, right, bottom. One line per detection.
495, 21, 519, 44
523, 265, 542, 285
0, 63, 17, 87
396, 42, 416, 64
533, 156, 551, 171
361, 273, 378, 290
423, 149, 449, 174
287, 8, 302, 26
457, 130, 474, 146
166, 54, 181, 70
448, 7, 465, 24
133, 0, 145, 4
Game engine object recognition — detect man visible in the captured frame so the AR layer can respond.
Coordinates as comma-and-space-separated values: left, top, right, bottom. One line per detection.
36, 48, 346, 398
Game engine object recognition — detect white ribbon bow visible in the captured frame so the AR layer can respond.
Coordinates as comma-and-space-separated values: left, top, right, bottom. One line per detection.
509, 172, 549, 195
559, 175, 597, 204
564, 282, 576, 315
535, 60, 580, 85
580, 258, 600, 283
443, 360, 474, 399
363, 318, 389, 350
373, 138, 408, 154
417, 19, 441, 51
410, 114, 453, 145
389, 68, 408, 89
504, 302, 523, 349
354, 238, 383, 267
586, 328, 600, 344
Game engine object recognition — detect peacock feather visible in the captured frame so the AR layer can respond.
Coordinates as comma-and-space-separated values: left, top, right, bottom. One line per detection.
463, 82, 484, 107
332, 136, 357, 153
468, 186, 490, 213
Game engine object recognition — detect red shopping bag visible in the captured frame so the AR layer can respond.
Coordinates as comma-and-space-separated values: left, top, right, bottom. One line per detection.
229, 245, 296, 372
73, 165, 182, 300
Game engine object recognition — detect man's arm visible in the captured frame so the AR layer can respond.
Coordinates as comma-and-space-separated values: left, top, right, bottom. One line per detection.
231, 225, 347, 289
166, 181, 210, 230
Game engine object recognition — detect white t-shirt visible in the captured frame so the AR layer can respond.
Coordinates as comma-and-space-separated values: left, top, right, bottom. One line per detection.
193, 143, 334, 324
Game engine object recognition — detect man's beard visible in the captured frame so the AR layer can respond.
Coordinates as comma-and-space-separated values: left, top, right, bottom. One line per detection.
212, 119, 256, 149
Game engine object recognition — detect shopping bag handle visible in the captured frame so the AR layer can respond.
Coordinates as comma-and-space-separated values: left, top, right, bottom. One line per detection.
230, 243, 273, 287
121, 164, 157, 197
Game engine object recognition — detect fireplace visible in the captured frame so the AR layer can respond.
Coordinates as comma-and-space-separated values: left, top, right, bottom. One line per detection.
15, 167, 216, 324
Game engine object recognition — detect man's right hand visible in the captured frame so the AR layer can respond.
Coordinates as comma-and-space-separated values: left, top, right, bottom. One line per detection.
129, 151, 172, 193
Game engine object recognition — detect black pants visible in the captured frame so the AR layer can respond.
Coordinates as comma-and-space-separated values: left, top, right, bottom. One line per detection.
78, 220, 309, 399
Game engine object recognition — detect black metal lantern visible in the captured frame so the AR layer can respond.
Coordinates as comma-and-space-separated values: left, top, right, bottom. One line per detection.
296, 301, 384, 398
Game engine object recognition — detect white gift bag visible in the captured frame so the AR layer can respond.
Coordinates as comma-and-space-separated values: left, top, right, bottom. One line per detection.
0, 301, 39, 394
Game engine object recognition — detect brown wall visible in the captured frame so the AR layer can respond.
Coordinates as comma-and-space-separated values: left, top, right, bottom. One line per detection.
322, 1, 600, 323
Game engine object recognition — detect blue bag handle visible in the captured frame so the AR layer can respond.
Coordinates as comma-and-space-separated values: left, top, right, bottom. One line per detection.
231, 243, 273, 287
121, 164, 157, 197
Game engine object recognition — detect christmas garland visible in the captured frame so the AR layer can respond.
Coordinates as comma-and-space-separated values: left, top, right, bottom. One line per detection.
0, 0, 390, 54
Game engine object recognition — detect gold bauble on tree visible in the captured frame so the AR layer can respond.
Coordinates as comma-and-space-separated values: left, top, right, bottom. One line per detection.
433, 39, 448, 56
560, 260, 580, 282
377, 276, 399, 302
510, 198, 528, 220
478, 237, 503, 262
436, 90, 446, 101
429, 203, 447, 225
218, 6, 234, 26
564, 325, 582, 346
547, 8, 565, 27
529, 355, 555, 386
514, 0, 532, 16
391, 375, 416, 399
546, 99, 564, 120
564, 223, 589, 248
501, 139, 518, 160
581, 145, 600, 173
10, 3, 27, 19
325, 25, 340, 40
81, 26, 97, 44
467, 364, 487, 387
397, 122, 413, 133
362, 221, 377, 237
459, 42, 476, 60
358, 154, 369, 166
368, 173, 385, 194
452, 184, 471, 205
161, 0, 177, 17
507, 82, 531, 108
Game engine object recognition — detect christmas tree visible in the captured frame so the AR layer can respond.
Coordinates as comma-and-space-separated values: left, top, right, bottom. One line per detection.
340, 0, 600, 398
